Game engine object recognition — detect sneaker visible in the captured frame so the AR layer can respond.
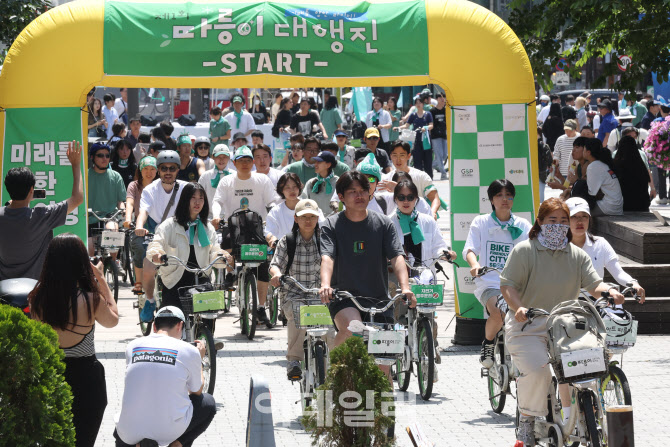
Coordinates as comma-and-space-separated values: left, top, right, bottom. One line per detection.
256, 307, 270, 324
433, 367, 439, 383
287, 360, 302, 380
479, 340, 494, 369
214, 342, 224, 351
516, 416, 535, 447
140, 300, 156, 323
656, 198, 668, 205
440, 173, 448, 181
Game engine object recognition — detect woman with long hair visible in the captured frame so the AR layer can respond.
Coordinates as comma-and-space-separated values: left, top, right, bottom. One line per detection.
151, 126, 177, 151
124, 156, 159, 293
111, 139, 138, 189
613, 135, 652, 211
500, 198, 623, 447
541, 103, 565, 152
87, 97, 107, 138
29, 234, 119, 447
272, 97, 294, 139
248, 93, 268, 124
146, 182, 232, 312
581, 137, 623, 215
387, 96, 401, 143
319, 95, 343, 138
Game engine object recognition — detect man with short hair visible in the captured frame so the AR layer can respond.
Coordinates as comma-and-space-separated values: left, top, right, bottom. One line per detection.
113, 306, 216, 447
209, 106, 231, 145
362, 128, 391, 173
125, 116, 142, 147
561, 95, 577, 121
224, 93, 256, 144
284, 137, 321, 184
102, 94, 120, 140
212, 146, 278, 324
290, 98, 327, 139
596, 100, 618, 148
0, 142, 83, 280
580, 125, 595, 138
321, 142, 351, 177
253, 144, 283, 187
640, 100, 661, 130
319, 170, 417, 382
537, 94, 560, 124
251, 130, 265, 146
114, 88, 129, 125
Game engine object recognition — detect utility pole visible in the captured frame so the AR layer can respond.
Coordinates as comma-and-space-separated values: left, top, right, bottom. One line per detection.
127, 88, 139, 120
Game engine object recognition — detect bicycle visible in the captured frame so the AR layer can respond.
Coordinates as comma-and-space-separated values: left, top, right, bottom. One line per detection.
395, 251, 454, 401
88, 209, 124, 303
157, 253, 231, 394
265, 245, 284, 328
231, 243, 268, 340
279, 276, 333, 414
119, 226, 135, 286
131, 232, 156, 336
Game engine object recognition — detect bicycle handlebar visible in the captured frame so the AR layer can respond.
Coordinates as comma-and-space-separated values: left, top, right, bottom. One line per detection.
88, 208, 124, 223
476, 266, 502, 277
159, 254, 231, 273
280, 275, 320, 295
598, 282, 641, 304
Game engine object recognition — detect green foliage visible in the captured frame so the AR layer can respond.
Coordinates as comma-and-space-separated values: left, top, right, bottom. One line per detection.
508, 0, 670, 95
0, 305, 75, 446
0, 0, 52, 64
303, 337, 395, 447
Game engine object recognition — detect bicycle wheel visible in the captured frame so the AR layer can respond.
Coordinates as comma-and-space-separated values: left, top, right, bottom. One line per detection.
395, 355, 411, 392
488, 339, 507, 413
123, 236, 135, 285
300, 342, 312, 414
137, 296, 153, 336
580, 391, 604, 447
416, 319, 435, 401
267, 287, 279, 329
601, 365, 632, 407
196, 323, 217, 394
103, 258, 119, 303
315, 342, 326, 387
223, 290, 232, 313
244, 272, 258, 340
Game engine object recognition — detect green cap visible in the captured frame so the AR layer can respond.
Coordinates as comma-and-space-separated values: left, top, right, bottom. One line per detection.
139, 156, 157, 171
177, 134, 192, 146
357, 153, 381, 182
212, 144, 231, 158
233, 145, 253, 160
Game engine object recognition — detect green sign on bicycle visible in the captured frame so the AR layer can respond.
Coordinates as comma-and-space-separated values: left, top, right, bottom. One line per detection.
411, 284, 443, 305
240, 244, 267, 261
299, 305, 333, 326
192, 290, 226, 312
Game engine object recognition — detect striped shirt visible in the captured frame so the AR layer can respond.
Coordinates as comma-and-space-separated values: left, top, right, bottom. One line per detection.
270, 232, 321, 301
553, 134, 578, 177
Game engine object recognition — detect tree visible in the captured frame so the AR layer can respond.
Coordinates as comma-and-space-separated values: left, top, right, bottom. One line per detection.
508, 0, 670, 96
0, 0, 52, 64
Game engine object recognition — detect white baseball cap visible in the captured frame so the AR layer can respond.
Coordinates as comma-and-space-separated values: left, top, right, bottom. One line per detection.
154, 306, 185, 322
566, 197, 591, 217
295, 199, 320, 217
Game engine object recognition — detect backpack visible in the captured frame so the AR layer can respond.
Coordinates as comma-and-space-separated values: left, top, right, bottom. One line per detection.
225, 209, 266, 257
283, 224, 321, 275
351, 121, 367, 140
545, 298, 608, 383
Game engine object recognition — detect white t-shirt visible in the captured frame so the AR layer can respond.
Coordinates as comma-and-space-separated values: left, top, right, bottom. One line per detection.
198, 168, 232, 220
577, 236, 632, 287
586, 160, 623, 215
259, 167, 283, 187
114, 98, 127, 120
462, 213, 532, 300
607, 128, 649, 152
537, 104, 552, 123
139, 179, 188, 226
224, 111, 256, 144
553, 134, 578, 176
212, 172, 278, 220
365, 109, 392, 142
382, 167, 435, 199
265, 201, 325, 239
115, 333, 202, 446
593, 114, 601, 132
102, 105, 119, 140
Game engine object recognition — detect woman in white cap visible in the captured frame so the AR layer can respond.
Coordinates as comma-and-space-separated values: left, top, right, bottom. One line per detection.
198, 144, 233, 221
566, 197, 646, 301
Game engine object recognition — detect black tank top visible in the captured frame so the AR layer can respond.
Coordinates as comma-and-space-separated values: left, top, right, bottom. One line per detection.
178, 157, 199, 182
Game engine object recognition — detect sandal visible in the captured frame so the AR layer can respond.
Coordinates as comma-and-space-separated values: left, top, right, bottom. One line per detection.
132, 282, 143, 294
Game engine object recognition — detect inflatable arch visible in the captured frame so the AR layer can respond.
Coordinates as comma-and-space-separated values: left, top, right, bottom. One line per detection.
0, 0, 538, 322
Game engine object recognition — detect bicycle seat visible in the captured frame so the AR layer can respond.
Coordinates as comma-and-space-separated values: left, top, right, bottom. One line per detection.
0, 278, 37, 316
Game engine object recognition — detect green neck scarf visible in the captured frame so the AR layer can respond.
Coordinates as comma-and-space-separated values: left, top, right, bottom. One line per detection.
312, 172, 334, 195
234, 110, 243, 128
338, 148, 346, 162
187, 217, 210, 247
210, 169, 230, 188
397, 208, 424, 244
118, 158, 129, 168
491, 212, 523, 240
373, 109, 381, 121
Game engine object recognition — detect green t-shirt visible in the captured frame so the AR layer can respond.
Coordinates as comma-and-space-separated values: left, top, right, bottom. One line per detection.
210, 117, 231, 145
319, 108, 342, 138
88, 168, 127, 224
285, 161, 316, 185
389, 110, 402, 142
333, 160, 350, 177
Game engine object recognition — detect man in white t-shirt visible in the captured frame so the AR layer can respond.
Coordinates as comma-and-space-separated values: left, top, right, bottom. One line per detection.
135, 150, 188, 318
224, 93, 256, 144
114, 306, 216, 447
102, 93, 120, 140
114, 88, 128, 125
212, 146, 279, 324
253, 144, 283, 187
199, 144, 233, 220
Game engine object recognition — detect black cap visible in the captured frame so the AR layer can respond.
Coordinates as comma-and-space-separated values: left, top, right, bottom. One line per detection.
149, 141, 166, 152
647, 100, 658, 108
312, 151, 337, 165
597, 99, 613, 110
232, 132, 247, 142
354, 148, 371, 162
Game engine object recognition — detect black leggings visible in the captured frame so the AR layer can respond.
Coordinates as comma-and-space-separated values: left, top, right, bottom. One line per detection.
114, 393, 216, 447
63, 356, 107, 447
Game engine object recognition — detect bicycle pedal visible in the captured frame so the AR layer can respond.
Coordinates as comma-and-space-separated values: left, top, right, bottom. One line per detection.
288, 375, 302, 382
214, 342, 224, 351
481, 368, 489, 378
133, 302, 139, 309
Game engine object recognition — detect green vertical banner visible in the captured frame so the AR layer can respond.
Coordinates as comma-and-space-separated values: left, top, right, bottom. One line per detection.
103, 1, 428, 78
1, 107, 87, 240
449, 104, 535, 318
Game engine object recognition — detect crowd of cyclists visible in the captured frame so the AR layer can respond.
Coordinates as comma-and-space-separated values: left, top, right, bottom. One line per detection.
0, 89, 647, 447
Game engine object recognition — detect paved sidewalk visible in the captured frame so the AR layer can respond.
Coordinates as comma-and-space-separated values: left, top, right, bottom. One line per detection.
94, 179, 667, 446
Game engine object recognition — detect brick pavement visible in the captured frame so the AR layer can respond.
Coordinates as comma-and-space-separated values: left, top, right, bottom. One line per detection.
93, 180, 667, 447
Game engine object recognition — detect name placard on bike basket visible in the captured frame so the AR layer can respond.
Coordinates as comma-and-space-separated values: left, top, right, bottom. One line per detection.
411, 284, 444, 305
367, 330, 405, 355
240, 244, 267, 261
192, 290, 226, 313
560, 348, 606, 378
100, 230, 125, 247
604, 319, 638, 347
299, 305, 333, 326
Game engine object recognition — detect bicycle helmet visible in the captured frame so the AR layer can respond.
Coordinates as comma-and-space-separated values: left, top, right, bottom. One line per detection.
156, 150, 180, 166
194, 136, 211, 147
89, 142, 111, 157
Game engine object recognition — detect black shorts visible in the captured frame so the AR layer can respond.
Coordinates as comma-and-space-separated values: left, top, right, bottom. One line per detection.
328, 296, 394, 332
256, 261, 270, 282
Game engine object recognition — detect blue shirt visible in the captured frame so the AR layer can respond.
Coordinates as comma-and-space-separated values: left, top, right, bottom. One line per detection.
597, 112, 618, 142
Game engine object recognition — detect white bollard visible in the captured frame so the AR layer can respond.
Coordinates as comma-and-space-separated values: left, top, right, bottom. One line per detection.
246, 375, 276, 447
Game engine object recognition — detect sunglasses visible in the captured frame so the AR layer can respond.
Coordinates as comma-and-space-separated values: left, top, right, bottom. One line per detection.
366, 176, 377, 183
397, 194, 416, 202
367, 136, 380, 140
196, 145, 209, 150
160, 166, 178, 172
95, 153, 110, 159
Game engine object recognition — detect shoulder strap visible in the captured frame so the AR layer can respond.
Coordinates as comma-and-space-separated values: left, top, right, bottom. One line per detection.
160, 183, 180, 223
284, 230, 298, 275
375, 195, 387, 214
